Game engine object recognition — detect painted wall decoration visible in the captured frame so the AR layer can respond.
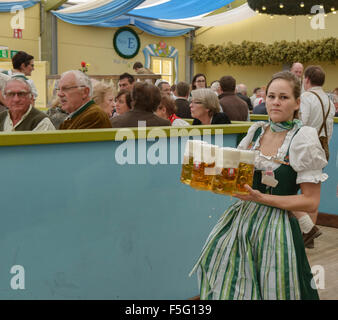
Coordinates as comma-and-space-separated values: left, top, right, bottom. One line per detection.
143, 41, 179, 83
113, 27, 140, 59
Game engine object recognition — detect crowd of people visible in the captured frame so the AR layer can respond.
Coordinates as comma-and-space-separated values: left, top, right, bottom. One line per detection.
0, 52, 336, 133
0, 51, 337, 300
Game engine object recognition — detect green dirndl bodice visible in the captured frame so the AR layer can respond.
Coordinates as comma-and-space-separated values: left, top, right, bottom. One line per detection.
190, 127, 319, 300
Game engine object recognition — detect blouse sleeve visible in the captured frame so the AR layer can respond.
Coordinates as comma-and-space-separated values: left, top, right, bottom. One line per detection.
237, 121, 265, 150
289, 126, 328, 184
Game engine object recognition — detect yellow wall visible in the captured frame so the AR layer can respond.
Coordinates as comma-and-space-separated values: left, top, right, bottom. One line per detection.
57, 20, 187, 84
0, 4, 40, 60
0, 61, 49, 109
0, 4, 48, 108
194, 13, 338, 94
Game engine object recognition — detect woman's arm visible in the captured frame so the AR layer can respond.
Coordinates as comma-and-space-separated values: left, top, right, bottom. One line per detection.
233, 182, 321, 213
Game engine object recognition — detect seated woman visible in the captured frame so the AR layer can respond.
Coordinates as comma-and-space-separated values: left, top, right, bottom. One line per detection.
92, 82, 115, 118
114, 89, 132, 118
46, 97, 68, 129
190, 88, 231, 125
110, 82, 170, 128
190, 71, 327, 300
155, 94, 189, 126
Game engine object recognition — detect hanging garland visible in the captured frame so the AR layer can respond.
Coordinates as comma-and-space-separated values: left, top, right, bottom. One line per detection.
247, 0, 337, 15
190, 37, 338, 66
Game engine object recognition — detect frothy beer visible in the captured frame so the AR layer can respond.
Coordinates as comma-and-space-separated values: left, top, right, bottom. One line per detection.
234, 150, 256, 194
180, 140, 207, 185
190, 143, 218, 191
211, 147, 241, 195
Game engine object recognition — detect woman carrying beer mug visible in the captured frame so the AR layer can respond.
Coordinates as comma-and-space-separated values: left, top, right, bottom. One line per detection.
190, 71, 328, 300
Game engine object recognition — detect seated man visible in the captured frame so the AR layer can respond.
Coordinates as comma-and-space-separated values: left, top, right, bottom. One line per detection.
0, 78, 55, 131
58, 70, 112, 129
110, 82, 170, 128
0, 73, 10, 113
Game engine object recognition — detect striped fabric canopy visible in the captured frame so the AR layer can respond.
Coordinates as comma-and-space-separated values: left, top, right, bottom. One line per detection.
52, 0, 257, 36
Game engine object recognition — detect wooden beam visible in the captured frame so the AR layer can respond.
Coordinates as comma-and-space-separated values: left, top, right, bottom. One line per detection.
44, 0, 67, 12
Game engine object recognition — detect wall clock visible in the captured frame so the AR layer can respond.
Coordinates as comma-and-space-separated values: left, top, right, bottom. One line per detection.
113, 27, 140, 59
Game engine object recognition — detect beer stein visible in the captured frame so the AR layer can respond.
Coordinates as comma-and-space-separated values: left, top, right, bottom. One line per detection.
211, 147, 241, 195
180, 140, 207, 185
234, 150, 256, 194
190, 143, 218, 191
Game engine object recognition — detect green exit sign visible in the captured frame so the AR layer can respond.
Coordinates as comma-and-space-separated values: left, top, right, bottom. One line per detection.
0, 49, 9, 59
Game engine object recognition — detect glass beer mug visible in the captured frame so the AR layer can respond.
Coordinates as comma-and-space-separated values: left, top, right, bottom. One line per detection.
211, 147, 241, 195
190, 143, 218, 191
180, 140, 207, 185
234, 150, 256, 194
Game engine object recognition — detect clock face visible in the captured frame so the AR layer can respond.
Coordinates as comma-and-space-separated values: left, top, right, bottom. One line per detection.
113, 27, 140, 59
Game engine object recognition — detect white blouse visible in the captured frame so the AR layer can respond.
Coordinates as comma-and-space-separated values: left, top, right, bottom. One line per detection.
238, 121, 328, 185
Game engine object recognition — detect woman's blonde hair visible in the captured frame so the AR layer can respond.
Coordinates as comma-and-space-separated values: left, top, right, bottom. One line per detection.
92, 82, 115, 106
191, 88, 221, 116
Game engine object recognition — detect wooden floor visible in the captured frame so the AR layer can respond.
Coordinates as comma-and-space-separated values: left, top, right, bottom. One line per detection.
306, 226, 338, 300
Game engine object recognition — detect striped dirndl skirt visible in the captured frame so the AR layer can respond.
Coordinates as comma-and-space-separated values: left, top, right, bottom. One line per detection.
190, 200, 303, 300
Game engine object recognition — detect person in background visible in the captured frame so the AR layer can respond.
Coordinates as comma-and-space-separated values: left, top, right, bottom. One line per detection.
175, 81, 192, 119
110, 82, 170, 128
250, 87, 261, 105
332, 88, 338, 116
210, 81, 222, 96
171, 84, 177, 99
191, 88, 230, 125
252, 101, 267, 115
46, 97, 68, 129
118, 73, 135, 91
0, 78, 54, 131
133, 62, 154, 75
157, 80, 171, 97
1, 51, 38, 99
219, 76, 248, 121
290, 62, 304, 81
236, 83, 253, 111
92, 82, 115, 118
113, 89, 132, 118
0, 73, 10, 113
155, 94, 189, 126
191, 73, 207, 91
58, 70, 111, 129
295, 65, 335, 248
253, 87, 266, 108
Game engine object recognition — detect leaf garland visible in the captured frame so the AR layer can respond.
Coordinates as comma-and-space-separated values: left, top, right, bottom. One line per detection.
191, 38, 338, 66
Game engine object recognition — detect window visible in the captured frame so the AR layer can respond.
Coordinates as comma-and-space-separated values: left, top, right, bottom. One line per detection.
151, 57, 174, 85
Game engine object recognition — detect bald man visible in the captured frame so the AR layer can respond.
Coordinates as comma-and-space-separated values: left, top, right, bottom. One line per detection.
290, 62, 304, 80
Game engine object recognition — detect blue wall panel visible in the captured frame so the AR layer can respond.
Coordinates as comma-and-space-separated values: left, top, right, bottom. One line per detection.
0, 135, 237, 299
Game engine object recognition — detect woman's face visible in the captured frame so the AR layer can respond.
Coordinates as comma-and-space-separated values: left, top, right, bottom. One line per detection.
190, 99, 210, 121
266, 79, 300, 122
115, 94, 130, 115
194, 76, 206, 89
102, 91, 115, 117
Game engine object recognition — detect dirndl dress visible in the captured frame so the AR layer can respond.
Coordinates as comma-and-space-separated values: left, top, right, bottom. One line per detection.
190, 122, 328, 300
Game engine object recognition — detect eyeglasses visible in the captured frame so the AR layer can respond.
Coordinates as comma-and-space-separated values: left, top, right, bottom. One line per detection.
56, 85, 86, 93
196, 80, 206, 83
5, 91, 31, 98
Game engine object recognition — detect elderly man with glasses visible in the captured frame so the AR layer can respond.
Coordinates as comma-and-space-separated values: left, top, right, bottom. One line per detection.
0, 78, 54, 131
58, 70, 111, 129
